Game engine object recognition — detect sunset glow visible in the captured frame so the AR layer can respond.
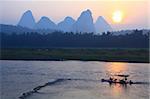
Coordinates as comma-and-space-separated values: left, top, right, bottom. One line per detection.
112, 11, 123, 23
0, 0, 149, 30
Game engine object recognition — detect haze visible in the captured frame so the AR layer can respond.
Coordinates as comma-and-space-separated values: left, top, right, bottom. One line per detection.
0, 0, 149, 30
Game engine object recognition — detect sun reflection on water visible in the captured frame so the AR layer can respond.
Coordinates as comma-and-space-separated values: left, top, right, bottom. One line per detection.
106, 62, 128, 77
106, 62, 129, 98
109, 83, 129, 98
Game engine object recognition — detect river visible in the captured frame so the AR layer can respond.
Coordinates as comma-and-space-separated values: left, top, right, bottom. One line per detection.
1, 60, 149, 99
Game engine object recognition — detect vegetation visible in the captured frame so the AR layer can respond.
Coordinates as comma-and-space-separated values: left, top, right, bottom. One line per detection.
0, 29, 149, 62
1, 48, 149, 63
1, 29, 149, 48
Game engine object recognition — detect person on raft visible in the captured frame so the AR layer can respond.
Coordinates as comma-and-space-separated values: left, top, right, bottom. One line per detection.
109, 77, 118, 82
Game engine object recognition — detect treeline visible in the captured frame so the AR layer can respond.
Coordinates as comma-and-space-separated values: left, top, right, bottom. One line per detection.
0, 30, 149, 48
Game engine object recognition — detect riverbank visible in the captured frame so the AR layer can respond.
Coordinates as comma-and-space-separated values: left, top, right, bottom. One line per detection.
1, 48, 149, 63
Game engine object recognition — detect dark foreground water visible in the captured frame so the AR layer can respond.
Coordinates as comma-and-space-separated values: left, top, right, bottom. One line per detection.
1, 60, 149, 99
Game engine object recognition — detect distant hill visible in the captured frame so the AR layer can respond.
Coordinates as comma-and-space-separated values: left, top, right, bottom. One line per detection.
16, 9, 113, 33
0, 24, 35, 34
35, 16, 57, 30
111, 29, 150, 35
0, 24, 56, 34
18, 10, 36, 29
58, 17, 75, 32
1, 24, 149, 36
95, 16, 112, 34
71, 9, 95, 33
2, 9, 150, 35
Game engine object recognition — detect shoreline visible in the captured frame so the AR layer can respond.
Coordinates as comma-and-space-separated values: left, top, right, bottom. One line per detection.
1, 59, 149, 63
1, 48, 149, 63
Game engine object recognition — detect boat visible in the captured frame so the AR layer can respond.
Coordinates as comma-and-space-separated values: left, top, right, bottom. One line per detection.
101, 79, 133, 84
115, 74, 129, 77
101, 74, 149, 85
101, 79, 149, 84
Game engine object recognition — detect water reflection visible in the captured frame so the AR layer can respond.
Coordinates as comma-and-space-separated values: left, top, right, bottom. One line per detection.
106, 62, 130, 98
109, 83, 129, 98
106, 62, 128, 77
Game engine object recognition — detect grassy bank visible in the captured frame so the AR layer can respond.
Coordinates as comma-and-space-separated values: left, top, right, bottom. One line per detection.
0, 48, 149, 63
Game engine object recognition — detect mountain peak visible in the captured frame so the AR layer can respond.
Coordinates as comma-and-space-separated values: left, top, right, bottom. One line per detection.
97, 16, 103, 19
35, 16, 57, 30
86, 9, 92, 14
81, 9, 92, 17
96, 16, 107, 25
71, 9, 95, 33
25, 10, 32, 14
38, 16, 56, 25
95, 16, 112, 34
64, 16, 75, 22
41, 16, 49, 20
57, 16, 75, 32
18, 10, 36, 29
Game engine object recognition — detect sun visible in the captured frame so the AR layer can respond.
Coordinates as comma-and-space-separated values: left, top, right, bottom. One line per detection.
112, 10, 123, 23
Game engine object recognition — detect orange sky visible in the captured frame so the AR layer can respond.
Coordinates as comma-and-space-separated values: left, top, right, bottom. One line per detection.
0, 0, 149, 30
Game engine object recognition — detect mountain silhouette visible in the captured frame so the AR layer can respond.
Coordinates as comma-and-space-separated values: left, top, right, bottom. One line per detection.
18, 10, 36, 29
57, 17, 75, 32
35, 16, 57, 30
71, 9, 95, 33
95, 16, 112, 34
16, 9, 113, 33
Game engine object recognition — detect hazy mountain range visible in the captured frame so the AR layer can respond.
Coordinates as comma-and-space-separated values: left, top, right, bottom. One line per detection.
2, 9, 148, 35
17, 9, 112, 34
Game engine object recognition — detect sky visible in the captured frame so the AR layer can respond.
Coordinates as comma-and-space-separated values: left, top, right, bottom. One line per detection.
0, 0, 150, 30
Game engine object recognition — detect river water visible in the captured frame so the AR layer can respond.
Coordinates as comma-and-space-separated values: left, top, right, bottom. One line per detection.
1, 60, 149, 99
